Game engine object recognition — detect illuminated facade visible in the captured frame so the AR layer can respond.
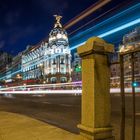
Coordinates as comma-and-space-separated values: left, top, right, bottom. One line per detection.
11, 52, 22, 81
122, 27, 140, 87
22, 43, 47, 81
45, 15, 71, 83
0, 51, 13, 82
110, 27, 140, 88
21, 15, 71, 83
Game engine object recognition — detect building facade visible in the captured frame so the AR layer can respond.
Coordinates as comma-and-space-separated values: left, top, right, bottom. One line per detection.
45, 15, 71, 83
110, 27, 140, 88
122, 27, 140, 87
10, 52, 23, 85
0, 52, 23, 86
0, 15, 71, 86
22, 43, 47, 83
0, 51, 13, 84
21, 15, 71, 84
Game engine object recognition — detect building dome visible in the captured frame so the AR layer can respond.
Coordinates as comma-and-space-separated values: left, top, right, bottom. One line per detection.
48, 15, 68, 47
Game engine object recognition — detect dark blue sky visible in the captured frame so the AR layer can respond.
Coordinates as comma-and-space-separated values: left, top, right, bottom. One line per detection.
0, 0, 138, 55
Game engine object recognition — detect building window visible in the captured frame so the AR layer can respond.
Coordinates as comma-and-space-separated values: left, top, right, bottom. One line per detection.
53, 59, 56, 64
53, 68, 56, 74
60, 77, 67, 83
60, 58, 64, 64
51, 77, 57, 83
61, 48, 63, 53
60, 67, 66, 74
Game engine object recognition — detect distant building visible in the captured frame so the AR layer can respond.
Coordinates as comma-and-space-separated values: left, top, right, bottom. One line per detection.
0, 51, 13, 67
5, 63, 13, 83
123, 27, 140, 46
110, 27, 140, 88
0, 51, 13, 82
21, 15, 71, 84
21, 44, 47, 83
10, 52, 23, 84
122, 27, 140, 87
1, 52, 23, 85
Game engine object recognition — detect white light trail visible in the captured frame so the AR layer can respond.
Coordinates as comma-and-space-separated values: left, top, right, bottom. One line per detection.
110, 88, 140, 93
0, 88, 140, 94
0, 90, 82, 94
99, 18, 140, 38
0, 81, 82, 91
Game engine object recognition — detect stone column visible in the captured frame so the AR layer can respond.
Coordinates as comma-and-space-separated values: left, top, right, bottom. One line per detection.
77, 37, 114, 140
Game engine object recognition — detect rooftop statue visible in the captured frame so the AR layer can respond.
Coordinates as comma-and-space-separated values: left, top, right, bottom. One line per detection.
54, 15, 62, 28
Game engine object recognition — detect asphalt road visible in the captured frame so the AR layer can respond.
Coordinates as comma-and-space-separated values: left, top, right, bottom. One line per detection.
0, 93, 140, 140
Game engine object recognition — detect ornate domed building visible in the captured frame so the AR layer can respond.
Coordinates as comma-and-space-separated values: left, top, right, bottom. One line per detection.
20, 15, 71, 84
44, 15, 71, 83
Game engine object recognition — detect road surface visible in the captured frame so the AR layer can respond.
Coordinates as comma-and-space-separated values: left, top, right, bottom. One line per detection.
0, 93, 140, 140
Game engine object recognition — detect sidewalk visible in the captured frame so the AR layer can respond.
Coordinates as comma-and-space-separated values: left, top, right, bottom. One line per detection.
0, 111, 80, 140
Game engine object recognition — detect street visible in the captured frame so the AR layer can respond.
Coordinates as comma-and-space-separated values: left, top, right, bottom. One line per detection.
0, 93, 140, 140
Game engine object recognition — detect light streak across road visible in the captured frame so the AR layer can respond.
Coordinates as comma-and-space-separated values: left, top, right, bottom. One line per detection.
0, 81, 82, 90
0, 88, 140, 94
0, 81, 140, 94
0, 90, 82, 94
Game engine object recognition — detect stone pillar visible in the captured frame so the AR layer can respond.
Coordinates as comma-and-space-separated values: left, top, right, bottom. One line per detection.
77, 37, 114, 140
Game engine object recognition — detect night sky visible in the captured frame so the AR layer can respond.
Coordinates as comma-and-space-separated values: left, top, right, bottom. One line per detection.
0, 0, 138, 55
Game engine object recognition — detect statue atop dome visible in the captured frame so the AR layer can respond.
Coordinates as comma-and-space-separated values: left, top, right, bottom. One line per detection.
54, 15, 62, 28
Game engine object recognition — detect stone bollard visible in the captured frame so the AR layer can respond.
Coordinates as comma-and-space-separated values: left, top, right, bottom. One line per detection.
77, 37, 114, 140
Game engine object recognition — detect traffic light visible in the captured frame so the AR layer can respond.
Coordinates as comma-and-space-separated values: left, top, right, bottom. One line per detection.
75, 64, 81, 72
132, 82, 138, 87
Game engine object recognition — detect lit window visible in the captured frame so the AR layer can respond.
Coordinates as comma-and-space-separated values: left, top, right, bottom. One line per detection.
62, 34, 67, 39
57, 33, 62, 39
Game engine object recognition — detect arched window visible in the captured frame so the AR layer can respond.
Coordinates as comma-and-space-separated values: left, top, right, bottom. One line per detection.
51, 77, 57, 83
60, 57, 64, 64
60, 77, 67, 83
